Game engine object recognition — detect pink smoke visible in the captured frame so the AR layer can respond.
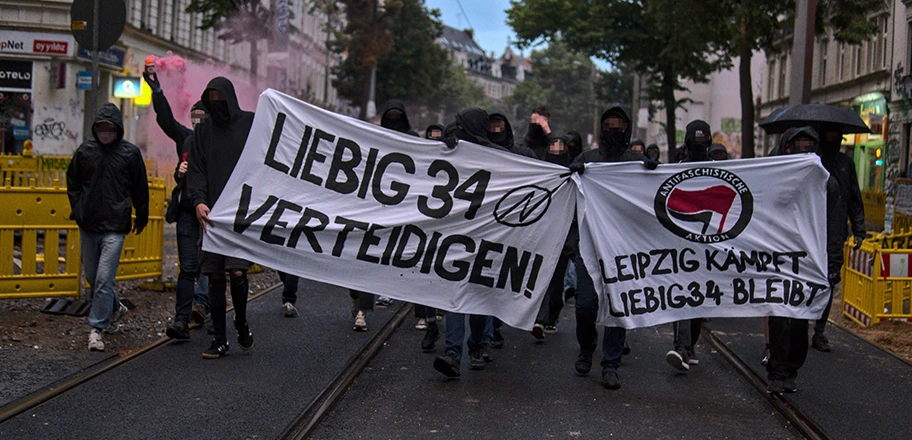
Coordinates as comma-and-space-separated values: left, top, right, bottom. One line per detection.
135, 53, 263, 176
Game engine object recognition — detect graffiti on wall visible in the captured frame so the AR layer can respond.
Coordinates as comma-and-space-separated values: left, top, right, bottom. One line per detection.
32, 99, 82, 154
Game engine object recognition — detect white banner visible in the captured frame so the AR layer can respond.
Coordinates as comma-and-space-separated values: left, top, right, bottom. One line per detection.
205, 90, 575, 329
575, 156, 832, 329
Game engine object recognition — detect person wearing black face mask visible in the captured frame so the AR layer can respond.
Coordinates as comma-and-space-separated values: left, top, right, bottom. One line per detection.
523, 106, 554, 159
645, 144, 661, 163
425, 124, 445, 141
67, 103, 149, 352
186, 77, 257, 360
569, 104, 655, 391
664, 119, 714, 373
811, 124, 865, 353
380, 99, 419, 136
488, 110, 536, 158
763, 127, 844, 394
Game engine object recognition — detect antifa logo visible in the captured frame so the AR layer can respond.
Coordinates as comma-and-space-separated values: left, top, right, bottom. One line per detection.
654, 168, 753, 243
494, 185, 553, 227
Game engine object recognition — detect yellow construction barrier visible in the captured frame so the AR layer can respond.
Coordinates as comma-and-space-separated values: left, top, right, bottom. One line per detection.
0, 176, 166, 300
842, 240, 912, 326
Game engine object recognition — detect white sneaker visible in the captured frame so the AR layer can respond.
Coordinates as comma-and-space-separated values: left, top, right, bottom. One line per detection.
353, 311, 368, 332
111, 302, 128, 324
88, 330, 105, 352
415, 318, 428, 330
283, 302, 299, 318
665, 350, 690, 371
375, 297, 393, 307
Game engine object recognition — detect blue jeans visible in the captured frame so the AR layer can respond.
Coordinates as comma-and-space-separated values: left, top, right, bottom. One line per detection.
564, 260, 576, 292
574, 255, 626, 372
81, 230, 125, 330
175, 211, 208, 322
445, 313, 491, 360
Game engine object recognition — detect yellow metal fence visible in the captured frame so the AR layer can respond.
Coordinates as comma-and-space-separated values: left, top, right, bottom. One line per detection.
0, 163, 165, 300
862, 190, 885, 232
841, 235, 912, 326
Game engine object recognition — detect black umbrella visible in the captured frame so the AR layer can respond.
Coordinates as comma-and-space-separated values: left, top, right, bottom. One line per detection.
759, 104, 871, 134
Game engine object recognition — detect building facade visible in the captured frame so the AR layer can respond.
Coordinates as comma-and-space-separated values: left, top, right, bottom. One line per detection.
438, 26, 526, 105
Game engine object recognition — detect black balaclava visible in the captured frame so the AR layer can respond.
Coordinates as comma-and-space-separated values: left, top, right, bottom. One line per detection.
684, 120, 712, 161
444, 121, 457, 138
202, 77, 240, 125
777, 126, 819, 156
425, 124, 445, 140
817, 123, 843, 157
709, 143, 729, 160
645, 144, 660, 161
454, 107, 493, 146
380, 99, 412, 134
598, 104, 632, 157
566, 131, 583, 161
487, 110, 514, 149
190, 101, 207, 128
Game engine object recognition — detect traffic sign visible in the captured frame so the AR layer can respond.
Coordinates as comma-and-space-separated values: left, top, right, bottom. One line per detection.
70, 0, 126, 51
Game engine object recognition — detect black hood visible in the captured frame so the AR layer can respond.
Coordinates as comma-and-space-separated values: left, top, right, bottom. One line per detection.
708, 143, 729, 160
425, 124, 444, 139
683, 120, 712, 162
488, 110, 515, 149
202, 77, 243, 124
455, 107, 494, 147
444, 121, 457, 137
380, 99, 413, 134
598, 104, 632, 156
566, 131, 583, 160
775, 126, 819, 156
191, 100, 207, 113
645, 144, 661, 162
92, 102, 124, 144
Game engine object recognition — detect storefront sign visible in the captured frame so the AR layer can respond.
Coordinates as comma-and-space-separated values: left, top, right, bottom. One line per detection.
76, 46, 126, 69
77, 70, 92, 90
0, 60, 33, 89
113, 76, 141, 98
0, 30, 74, 56
13, 126, 30, 140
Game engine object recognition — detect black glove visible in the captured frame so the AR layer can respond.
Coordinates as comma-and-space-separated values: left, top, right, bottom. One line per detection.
643, 159, 659, 170
569, 162, 585, 175
143, 72, 161, 93
853, 234, 865, 250
443, 136, 458, 149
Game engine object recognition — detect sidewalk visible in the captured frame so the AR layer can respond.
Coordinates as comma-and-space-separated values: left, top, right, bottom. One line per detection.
705, 317, 912, 439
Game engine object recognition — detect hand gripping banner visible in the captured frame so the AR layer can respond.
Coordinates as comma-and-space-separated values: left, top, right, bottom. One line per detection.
574, 155, 832, 329
204, 90, 575, 329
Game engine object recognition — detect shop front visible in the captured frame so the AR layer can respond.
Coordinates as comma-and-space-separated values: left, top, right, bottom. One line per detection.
850, 92, 889, 192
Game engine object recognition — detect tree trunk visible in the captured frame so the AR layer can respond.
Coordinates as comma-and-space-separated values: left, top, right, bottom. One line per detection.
662, 69, 677, 163
739, 42, 755, 158
250, 39, 259, 78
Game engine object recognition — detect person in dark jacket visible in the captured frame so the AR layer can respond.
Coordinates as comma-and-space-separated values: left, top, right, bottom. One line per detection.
186, 77, 256, 359
645, 144, 661, 162
489, 110, 536, 158
66, 103, 149, 352
143, 72, 212, 338
433, 107, 501, 379
443, 121, 457, 138
378, 99, 419, 137
630, 138, 646, 155
522, 106, 555, 159
812, 123, 866, 352
675, 145, 687, 163
570, 104, 656, 390
709, 143, 729, 160
665, 120, 714, 372
765, 126, 844, 394
425, 124, 445, 140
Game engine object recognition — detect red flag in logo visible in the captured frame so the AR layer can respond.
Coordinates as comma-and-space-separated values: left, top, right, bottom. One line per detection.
667, 185, 737, 234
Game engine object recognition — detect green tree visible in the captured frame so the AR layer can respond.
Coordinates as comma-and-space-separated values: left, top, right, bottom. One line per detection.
720, 0, 881, 158
186, 0, 294, 77
508, 0, 731, 162
507, 39, 599, 139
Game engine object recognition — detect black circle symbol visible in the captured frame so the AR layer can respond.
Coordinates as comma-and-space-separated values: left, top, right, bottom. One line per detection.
494, 184, 553, 227
653, 168, 754, 243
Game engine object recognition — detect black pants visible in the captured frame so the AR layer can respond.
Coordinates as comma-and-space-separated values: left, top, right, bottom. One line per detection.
536, 241, 574, 326
814, 284, 835, 335
174, 210, 201, 323
414, 305, 438, 321
673, 318, 704, 356
278, 272, 299, 305
209, 270, 249, 344
349, 290, 374, 312
766, 317, 809, 381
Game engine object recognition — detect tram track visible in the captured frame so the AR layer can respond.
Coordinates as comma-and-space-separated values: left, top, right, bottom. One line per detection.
0, 282, 283, 424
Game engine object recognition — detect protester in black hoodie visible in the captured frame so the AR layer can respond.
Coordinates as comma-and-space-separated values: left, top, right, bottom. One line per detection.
645, 144, 661, 163
186, 77, 256, 360
425, 124, 445, 140
489, 110, 536, 158
570, 104, 656, 390
522, 106, 555, 159
433, 107, 501, 378
144, 72, 213, 338
665, 120, 713, 373
67, 103, 149, 352
379, 99, 419, 136
709, 143, 729, 160
812, 123, 865, 352
765, 126, 844, 394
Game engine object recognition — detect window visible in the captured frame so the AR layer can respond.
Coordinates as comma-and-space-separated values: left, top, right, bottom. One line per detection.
159, 0, 173, 41
778, 55, 787, 98
147, 0, 159, 34
131, 0, 144, 28
855, 45, 862, 76
820, 40, 828, 86
871, 21, 879, 73
883, 16, 890, 69
838, 42, 846, 80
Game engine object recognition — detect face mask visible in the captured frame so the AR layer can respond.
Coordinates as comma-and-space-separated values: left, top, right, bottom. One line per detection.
488, 130, 507, 145
599, 128, 627, 155
209, 101, 231, 123
96, 131, 117, 145
529, 123, 543, 137
687, 141, 710, 159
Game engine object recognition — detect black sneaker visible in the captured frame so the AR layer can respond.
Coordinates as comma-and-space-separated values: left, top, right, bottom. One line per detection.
767, 379, 785, 395
482, 345, 494, 363
811, 333, 831, 352
236, 322, 254, 351
492, 328, 505, 349
602, 370, 621, 390
623, 342, 631, 356
166, 320, 190, 341
202, 340, 230, 359
564, 287, 576, 300
784, 375, 798, 393
543, 325, 558, 334
421, 321, 440, 352
190, 305, 208, 328
575, 352, 593, 376
434, 353, 461, 378
469, 350, 485, 370
531, 323, 545, 340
